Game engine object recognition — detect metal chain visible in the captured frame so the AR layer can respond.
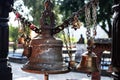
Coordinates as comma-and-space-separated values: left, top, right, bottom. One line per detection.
92, 2, 97, 39
85, 5, 91, 40
85, 1, 97, 40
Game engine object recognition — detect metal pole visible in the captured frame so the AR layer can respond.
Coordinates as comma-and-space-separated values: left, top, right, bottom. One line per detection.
0, 0, 13, 80
44, 73, 49, 80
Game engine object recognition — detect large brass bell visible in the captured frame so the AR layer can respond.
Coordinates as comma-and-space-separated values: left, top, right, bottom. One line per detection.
22, 38, 69, 74
21, 0, 69, 74
76, 39, 99, 73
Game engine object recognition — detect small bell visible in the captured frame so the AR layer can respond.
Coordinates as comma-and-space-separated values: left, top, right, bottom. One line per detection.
76, 51, 99, 73
18, 37, 25, 44
18, 34, 26, 44
22, 35, 32, 58
76, 39, 99, 73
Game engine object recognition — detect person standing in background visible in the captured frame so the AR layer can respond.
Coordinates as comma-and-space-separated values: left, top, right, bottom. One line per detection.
75, 34, 86, 63
77, 34, 85, 44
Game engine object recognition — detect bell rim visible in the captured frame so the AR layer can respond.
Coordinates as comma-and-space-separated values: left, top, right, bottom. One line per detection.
76, 67, 99, 73
21, 67, 70, 74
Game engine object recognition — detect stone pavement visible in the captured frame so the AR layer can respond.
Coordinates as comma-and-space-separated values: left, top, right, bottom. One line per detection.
10, 62, 113, 80
8, 49, 113, 80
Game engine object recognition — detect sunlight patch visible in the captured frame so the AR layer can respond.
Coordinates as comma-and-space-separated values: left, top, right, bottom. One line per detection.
15, 76, 43, 80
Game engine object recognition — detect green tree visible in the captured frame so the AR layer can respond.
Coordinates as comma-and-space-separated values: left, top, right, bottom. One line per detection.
9, 25, 19, 42
23, 0, 63, 26
23, 0, 44, 25
9, 25, 19, 51
98, 0, 113, 37
60, 0, 85, 20
22, 0, 80, 43
60, 0, 113, 38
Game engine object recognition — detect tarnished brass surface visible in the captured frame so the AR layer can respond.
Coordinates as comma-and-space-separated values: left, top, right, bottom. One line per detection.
77, 51, 99, 73
22, 38, 69, 74
22, 0, 69, 74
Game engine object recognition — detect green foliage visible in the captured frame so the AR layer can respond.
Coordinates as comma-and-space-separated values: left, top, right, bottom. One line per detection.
23, 0, 63, 26
9, 25, 19, 42
60, 0, 85, 21
23, 0, 44, 25
22, 0, 79, 42
60, 0, 113, 38
21, 0, 114, 38
97, 0, 113, 37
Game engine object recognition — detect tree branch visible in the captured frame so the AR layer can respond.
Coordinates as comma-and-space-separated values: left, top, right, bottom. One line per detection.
98, 23, 109, 34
